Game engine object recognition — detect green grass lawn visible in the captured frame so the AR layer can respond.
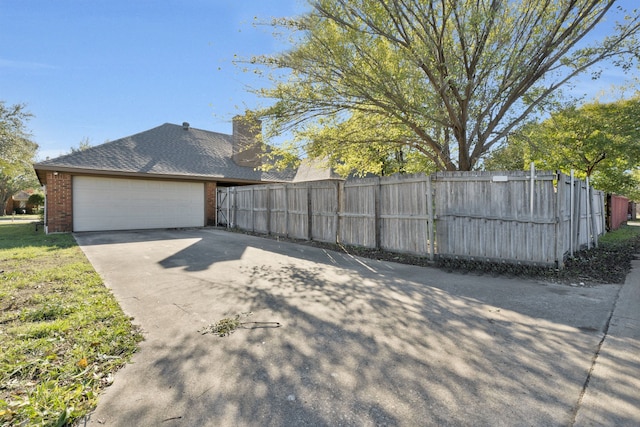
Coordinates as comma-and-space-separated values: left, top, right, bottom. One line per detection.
0, 223, 142, 426
0, 214, 40, 222
600, 222, 640, 245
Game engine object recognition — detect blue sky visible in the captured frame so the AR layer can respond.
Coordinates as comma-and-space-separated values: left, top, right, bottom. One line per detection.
1, 0, 308, 160
1, 0, 637, 161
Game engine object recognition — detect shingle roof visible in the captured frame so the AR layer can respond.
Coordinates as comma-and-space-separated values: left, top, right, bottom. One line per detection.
293, 158, 343, 182
34, 123, 296, 184
12, 190, 31, 201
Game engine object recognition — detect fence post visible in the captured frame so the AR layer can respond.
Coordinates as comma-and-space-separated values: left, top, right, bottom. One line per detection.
375, 177, 381, 250
427, 174, 435, 261
265, 186, 271, 235
307, 184, 313, 241
586, 177, 592, 250
600, 192, 605, 235
225, 188, 229, 229
575, 177, 582, 251
229, 187, 235, 229
591, 186, 599, 248
284, 184, 289, 238
555, 172, 564, 269
527, 164, 536, 261
570, 170, 574, 256
252, 187, 256, 231
530, 162, 535, 218
334, 181, 340, 244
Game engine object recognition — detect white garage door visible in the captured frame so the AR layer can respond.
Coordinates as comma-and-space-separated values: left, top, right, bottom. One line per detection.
73, 176, 205, 232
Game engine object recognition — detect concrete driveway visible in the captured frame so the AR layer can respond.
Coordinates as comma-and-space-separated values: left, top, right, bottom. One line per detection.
74, 228, 637, 426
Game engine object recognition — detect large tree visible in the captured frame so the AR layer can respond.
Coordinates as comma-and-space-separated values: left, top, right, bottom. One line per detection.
248, 0, 640, 174
0, 101, 39, 215
485, 97, 640, 199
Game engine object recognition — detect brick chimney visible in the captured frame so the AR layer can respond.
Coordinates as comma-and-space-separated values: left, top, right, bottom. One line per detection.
232, 114, 263, 168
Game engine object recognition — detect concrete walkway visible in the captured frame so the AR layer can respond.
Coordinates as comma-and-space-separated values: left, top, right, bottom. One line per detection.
74, 228, 639, 426
573, 258, 640, 426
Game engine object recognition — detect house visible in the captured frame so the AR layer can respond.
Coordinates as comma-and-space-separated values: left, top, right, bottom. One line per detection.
4, 189, 37, 215
33, 117, 303, 233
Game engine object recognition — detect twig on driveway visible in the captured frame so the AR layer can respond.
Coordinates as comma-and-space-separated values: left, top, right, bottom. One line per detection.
199, 312, 281, 337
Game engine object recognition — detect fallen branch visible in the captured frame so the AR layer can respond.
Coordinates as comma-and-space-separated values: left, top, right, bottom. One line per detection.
199, 312, 281, 337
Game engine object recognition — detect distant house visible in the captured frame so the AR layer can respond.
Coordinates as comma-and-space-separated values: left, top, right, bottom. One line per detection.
33, 117, 336, 233
4, 189, 39, 215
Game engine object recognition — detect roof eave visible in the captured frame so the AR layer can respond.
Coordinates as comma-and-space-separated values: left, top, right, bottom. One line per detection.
32, 164, 290, 186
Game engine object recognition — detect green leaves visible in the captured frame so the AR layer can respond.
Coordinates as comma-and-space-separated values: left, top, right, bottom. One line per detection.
243, 0, 640, 174
0, 101, 39, 214
489, 97, 640, 199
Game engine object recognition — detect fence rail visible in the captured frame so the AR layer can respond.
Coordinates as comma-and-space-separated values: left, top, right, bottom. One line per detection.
217, 169, 606, 267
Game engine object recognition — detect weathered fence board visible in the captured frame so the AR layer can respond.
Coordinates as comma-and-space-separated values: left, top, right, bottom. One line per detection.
379, 174, 430, 254
339, 178, 378, 248
310, 181, 339, 243
269, 185, 287, 236
287, 183, 309, 240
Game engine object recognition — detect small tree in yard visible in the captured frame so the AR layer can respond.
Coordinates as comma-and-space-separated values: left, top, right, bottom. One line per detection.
28, 193, 44, 213
244, 0, 640, 175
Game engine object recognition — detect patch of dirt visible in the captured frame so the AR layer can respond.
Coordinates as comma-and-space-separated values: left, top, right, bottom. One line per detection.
557, 243, 640, 285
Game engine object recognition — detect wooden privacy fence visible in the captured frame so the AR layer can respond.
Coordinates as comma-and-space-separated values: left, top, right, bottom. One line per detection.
433, 170, 605, 266
216, 175, 434, 255
216, 170, 605, 267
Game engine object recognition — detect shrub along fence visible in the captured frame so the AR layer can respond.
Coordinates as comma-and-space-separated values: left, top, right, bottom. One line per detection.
216, 169, 605, 268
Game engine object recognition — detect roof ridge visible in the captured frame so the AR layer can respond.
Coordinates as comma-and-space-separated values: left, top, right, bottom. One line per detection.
162, 122, 232, 139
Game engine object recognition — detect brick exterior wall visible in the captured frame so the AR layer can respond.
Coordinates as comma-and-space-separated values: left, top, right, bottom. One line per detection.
45, 172, 73, 233
205, 182, 217, 226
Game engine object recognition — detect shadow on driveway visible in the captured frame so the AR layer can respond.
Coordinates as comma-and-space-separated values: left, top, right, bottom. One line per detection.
75, 228, 628, 426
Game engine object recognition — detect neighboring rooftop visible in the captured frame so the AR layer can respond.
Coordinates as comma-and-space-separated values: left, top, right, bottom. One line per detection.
293, 158, 344, 182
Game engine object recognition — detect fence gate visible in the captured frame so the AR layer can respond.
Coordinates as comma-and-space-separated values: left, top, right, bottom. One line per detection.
216, 188, 230, 227
430, 169, 605, 267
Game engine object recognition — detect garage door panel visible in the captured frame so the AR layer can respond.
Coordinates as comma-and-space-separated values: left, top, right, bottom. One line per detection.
73, 177, 204, 232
